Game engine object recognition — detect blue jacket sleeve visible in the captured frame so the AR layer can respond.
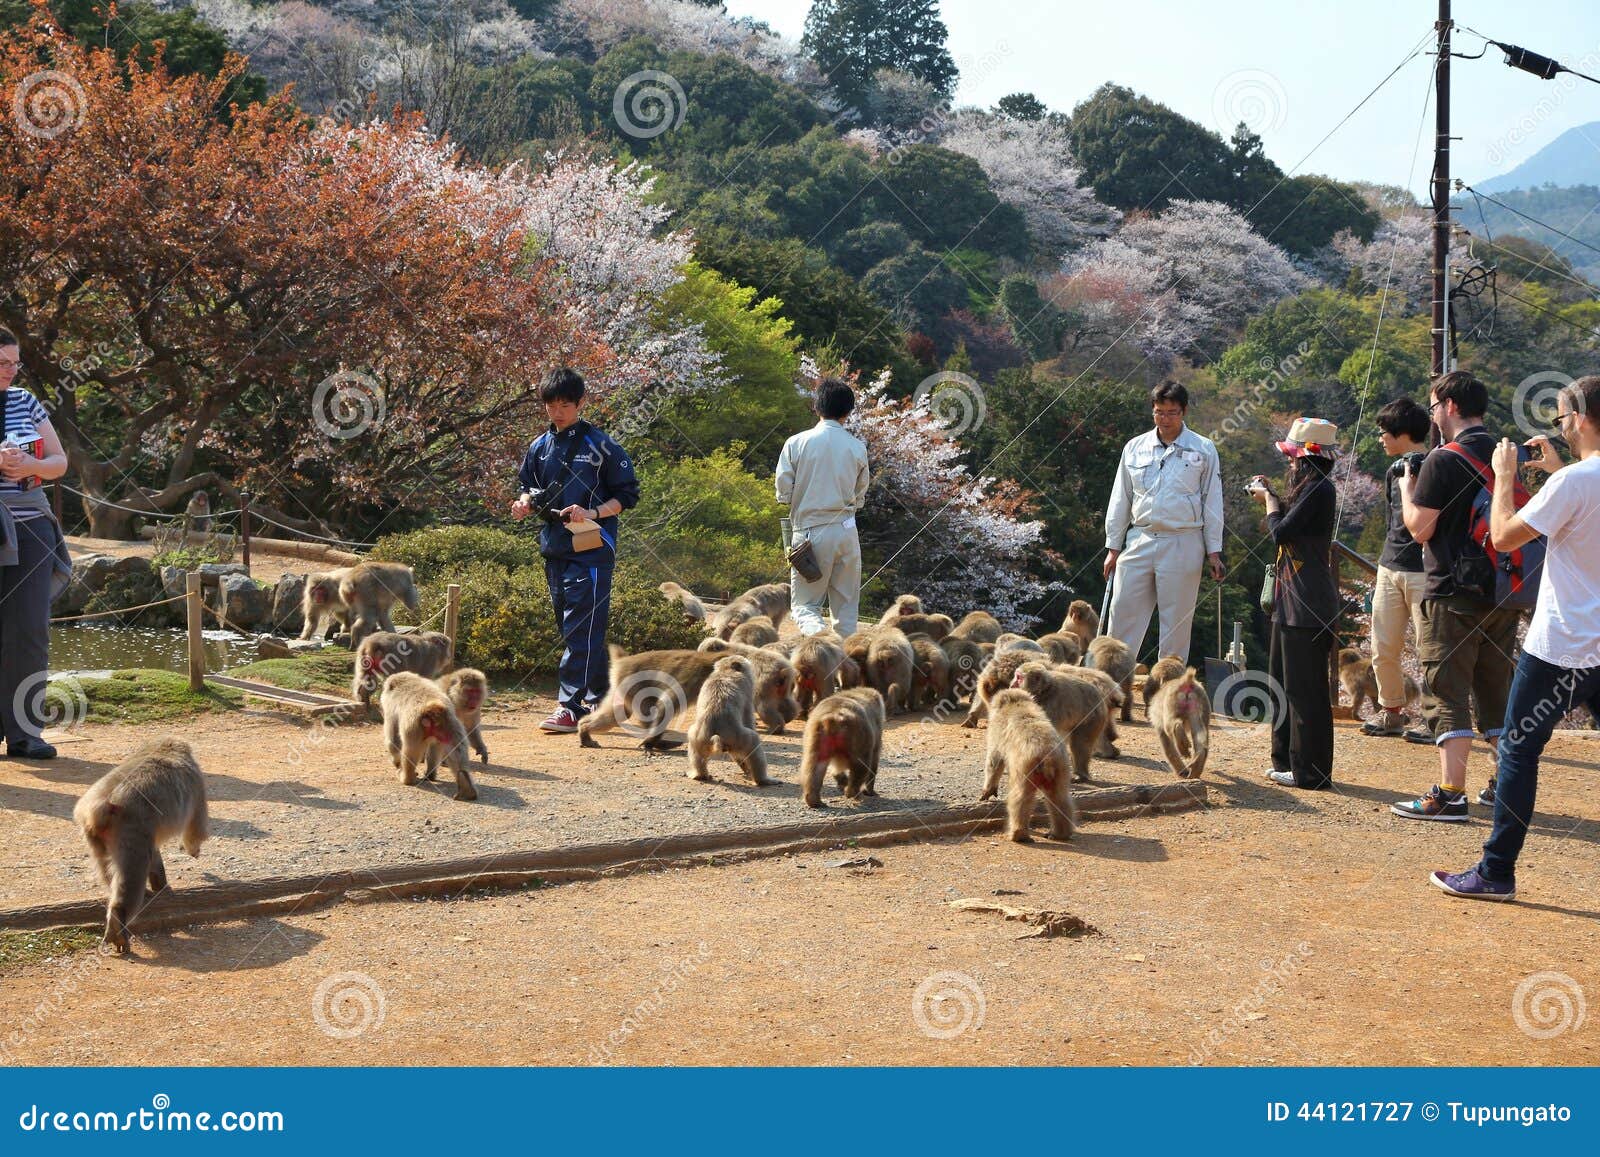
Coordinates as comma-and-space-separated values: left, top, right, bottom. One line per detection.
516, 439, 544, 494
600, 434, 640, 511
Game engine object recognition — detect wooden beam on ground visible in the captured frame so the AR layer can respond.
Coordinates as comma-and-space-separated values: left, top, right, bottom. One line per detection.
203, 675, 358, 716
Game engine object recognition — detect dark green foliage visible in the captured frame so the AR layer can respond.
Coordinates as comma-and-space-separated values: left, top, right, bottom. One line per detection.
801, 0, 958, 109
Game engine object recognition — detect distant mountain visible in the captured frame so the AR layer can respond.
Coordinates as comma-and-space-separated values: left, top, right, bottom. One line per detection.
1463, 183, 1600, 286
1477, 122, 1600, 193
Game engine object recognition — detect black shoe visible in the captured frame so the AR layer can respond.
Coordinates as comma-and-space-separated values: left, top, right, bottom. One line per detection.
1477, 778, 1497, 807
6, 737, 57, 759
1403, 727, 1435, 745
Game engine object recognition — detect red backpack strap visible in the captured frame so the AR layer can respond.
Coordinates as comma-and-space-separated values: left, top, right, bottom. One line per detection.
1440, 441, 1494, 487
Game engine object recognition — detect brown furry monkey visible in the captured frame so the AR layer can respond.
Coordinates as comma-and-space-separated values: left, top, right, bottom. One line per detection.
437, 668, 490, 764
842, 629, 874, 673
866, 628, 916, 715
183, 490, 211, 532
940, 635, 988, 704
949, 610, 1002, 644
907, 634, 952, 709
352, 629, 454, 710
962, 647, 1044, 727
711, 582, 790, 637
730, 616, 781, 648
659, 580, 706, 622
579, 648, 721, 749
74, 738, 209, 954
792, 636, 851, 716
1085, 635, 1136, 724
300, 561, 420, 647
1061, 599, 1099, 652
981, 689, 1077, 843
1147, 667, 1212, 779
687, 655, 773, 785
798, 687, 886, 808
380, 672, 477, 801
995, 633, 1046, 656
1337, 648, 1418, 717
697, 638, 801, 732
1010, 660, 1124, 783
877, 594, 924, 628
1035, 631, 1084, 666
885, 612, 954, 642
1141, 654, 1186, 714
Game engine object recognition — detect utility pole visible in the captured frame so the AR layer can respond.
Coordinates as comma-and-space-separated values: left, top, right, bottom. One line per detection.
1431, 0, 1452, 377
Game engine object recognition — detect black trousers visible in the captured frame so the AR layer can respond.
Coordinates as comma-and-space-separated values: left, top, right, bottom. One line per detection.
1269, 620, 1335, 789
0, 516, 56, 744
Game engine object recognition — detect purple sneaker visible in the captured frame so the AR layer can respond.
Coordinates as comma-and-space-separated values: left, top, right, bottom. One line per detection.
1430, 866, 1515, 902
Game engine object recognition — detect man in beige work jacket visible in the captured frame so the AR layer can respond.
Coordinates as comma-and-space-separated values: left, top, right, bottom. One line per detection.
776, 378, 870, 636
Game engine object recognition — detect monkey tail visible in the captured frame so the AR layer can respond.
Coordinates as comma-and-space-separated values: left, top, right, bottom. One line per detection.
79, 798, 121, 839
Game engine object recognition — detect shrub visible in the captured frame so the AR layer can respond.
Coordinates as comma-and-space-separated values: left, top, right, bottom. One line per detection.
370, 525, 541, 583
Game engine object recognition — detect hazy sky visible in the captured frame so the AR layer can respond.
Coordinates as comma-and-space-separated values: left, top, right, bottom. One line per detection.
723, 1, 1600, 196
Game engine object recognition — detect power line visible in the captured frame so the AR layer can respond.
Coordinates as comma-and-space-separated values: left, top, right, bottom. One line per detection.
1461, 184, 1600, 260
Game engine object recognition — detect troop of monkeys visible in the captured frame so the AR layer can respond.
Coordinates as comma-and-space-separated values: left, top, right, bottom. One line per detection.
71, 567, 1218, 955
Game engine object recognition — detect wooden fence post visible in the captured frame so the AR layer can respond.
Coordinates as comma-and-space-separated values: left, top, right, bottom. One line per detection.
240, 490, 253, 570
186, 572, 204, 692
444, 583, 461, 659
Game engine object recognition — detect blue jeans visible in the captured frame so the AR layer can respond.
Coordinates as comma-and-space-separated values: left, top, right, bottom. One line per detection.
544, 557, 614, 715
1478, 651, 1600, 883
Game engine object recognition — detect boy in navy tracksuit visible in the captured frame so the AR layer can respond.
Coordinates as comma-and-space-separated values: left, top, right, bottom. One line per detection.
511, 368, 639, 733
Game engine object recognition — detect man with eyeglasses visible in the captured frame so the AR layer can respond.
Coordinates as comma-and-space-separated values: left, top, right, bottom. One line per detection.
1103, 381, 1225, 665
1433, 374, 1600, 901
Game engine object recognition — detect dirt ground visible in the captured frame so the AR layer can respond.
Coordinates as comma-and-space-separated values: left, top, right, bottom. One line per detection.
2, 692, 1597, 1065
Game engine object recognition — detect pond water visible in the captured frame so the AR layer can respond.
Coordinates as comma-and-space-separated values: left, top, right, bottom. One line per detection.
48, 624, 264, 678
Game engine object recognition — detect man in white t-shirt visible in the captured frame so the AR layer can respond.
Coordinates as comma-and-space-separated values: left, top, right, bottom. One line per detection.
1432, 374, 1600, 902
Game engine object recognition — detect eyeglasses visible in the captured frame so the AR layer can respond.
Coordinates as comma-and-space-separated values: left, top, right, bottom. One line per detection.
1427, 399, 1445, 412
1554, 410, 1577, 423
1151, 408, 1184, 419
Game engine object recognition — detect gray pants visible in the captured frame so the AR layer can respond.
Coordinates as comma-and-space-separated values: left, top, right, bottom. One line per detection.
0, 516, 55, 744
790, 521, 861, 637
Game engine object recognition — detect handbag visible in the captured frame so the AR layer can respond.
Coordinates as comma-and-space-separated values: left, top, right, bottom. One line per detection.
1258, 562, 1276, 615
787, 536, 823, 582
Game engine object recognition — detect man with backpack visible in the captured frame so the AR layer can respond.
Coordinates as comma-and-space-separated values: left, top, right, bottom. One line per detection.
1432, 375, 1600, 900
1391, 371, 1540, 821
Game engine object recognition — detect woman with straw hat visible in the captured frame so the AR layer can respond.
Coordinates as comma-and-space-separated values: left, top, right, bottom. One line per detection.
1248, 417, 1340, 790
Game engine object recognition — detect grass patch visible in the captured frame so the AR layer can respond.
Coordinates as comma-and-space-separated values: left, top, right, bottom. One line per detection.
0, 927, 102, 972
74, 669, 243, 723
229, 652, 354, 696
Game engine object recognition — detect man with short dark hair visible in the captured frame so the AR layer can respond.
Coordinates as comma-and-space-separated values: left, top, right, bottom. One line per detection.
1103, 381, 1225, 664
1363, 396, 1432, 737
1433, 375, 1600, 901
776, 378, 870, 636
1392, 370, 1517, 819
511, 367, 639, 734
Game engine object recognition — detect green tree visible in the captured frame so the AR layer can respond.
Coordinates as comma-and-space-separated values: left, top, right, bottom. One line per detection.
802, 0, 958, 109
996, 92, 1048, 121
867, 144, 1031, 259
1067, 83, 1235, 211
861, 245, 968, 333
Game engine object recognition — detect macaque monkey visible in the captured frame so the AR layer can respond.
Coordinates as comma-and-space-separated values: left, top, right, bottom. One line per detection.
866, 628, 916, 715
1010, 661, 1125, 784
906, 635, 952, 710
659, 581, 706, 622
949, 610, 1002, 644
730, 616, 780, 648
1338, 648, 1418, 718
792, 636, 851, 716
183, 490, 211, 533
981, 689, 1077, 844
995, 633, 1046, 656
74, 738, 209, 954
1142, 654, 1187, 714
697, 638, 801, 732
711, 582, 791, 637
1085, 635, 1136, 725
842, 629, 874, 674
579, 648, 720, 749
1035, 631, 1083, 666
878, 594, 924, 626
962, 647, 1044, 728
380, 672, 477, 801
300, 561, 420, 647
687, 656, 772, 785
885, 612, 954, 642
1061, 599, 1099, 652
940, 635, 988, 704
798, 687, 886, 808
437, 668, 490, 763
352, 629, 454, 710
1147, 667, 1212, 779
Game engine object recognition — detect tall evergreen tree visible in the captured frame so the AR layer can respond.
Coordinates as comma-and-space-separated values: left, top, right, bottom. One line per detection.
802, 0, 959, 109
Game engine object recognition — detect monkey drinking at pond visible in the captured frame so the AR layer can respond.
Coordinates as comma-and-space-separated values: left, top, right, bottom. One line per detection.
300, 561, 421, 647
352, 629, 454, 711
74, 738, 209, 954
1147, 666, 1212, 779
981, 689, 1076, 844
798, 687, 885, 808
687, 655, 773, 786
380, 672, 477, 801
437, 668, 490, 764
